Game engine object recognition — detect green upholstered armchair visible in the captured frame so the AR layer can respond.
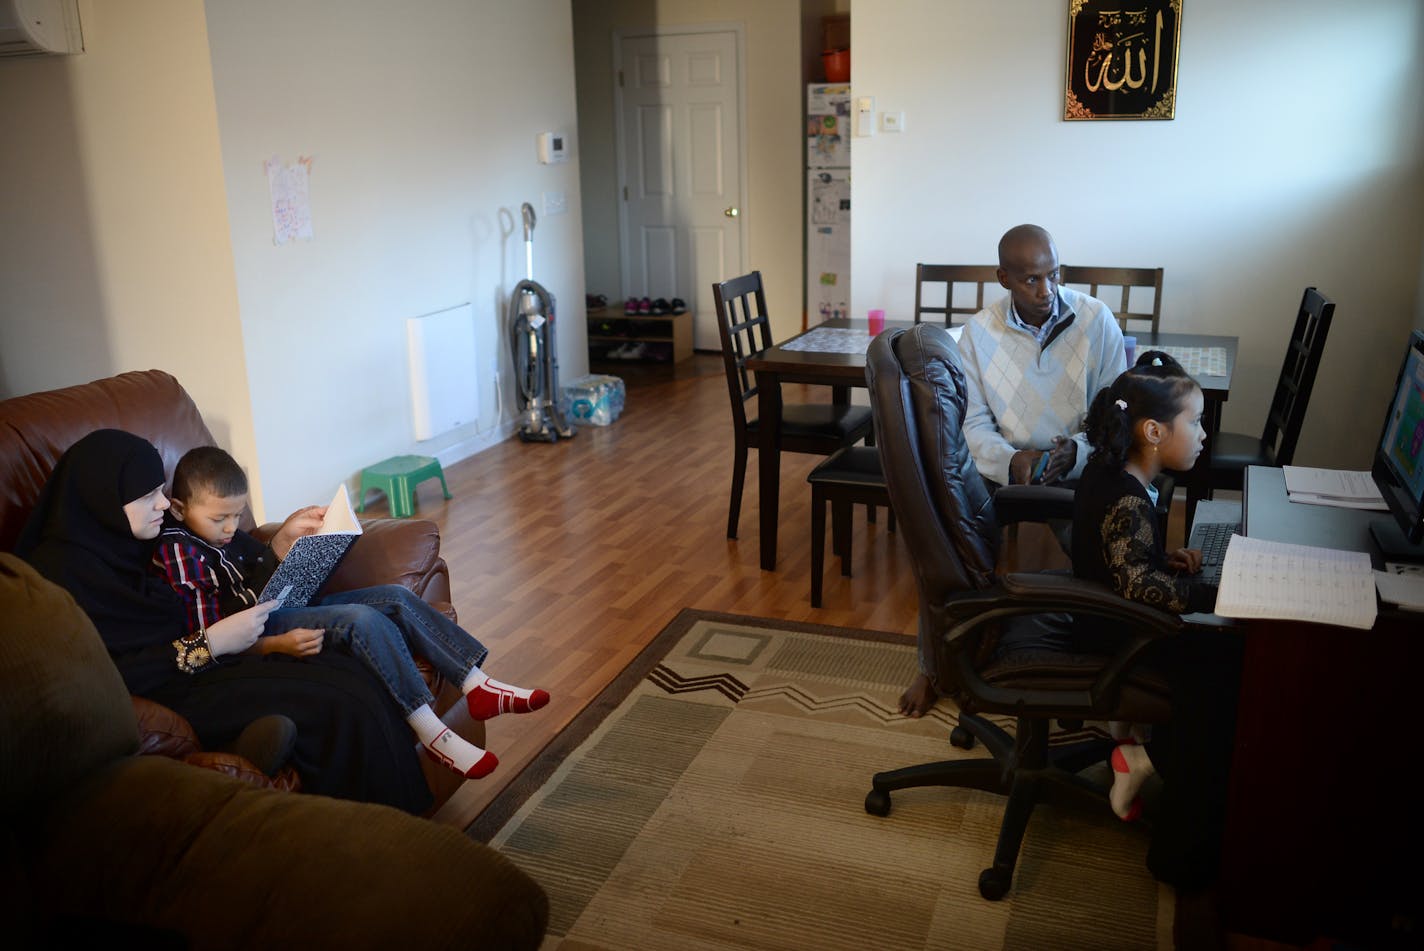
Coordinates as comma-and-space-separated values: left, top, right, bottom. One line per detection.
1, 554, 547, 949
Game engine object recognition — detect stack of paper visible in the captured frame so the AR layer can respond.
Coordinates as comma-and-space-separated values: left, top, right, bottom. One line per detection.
1375, 563, 1424, 613
1282, 466, 1388, 511
1215, 534, 1377, 630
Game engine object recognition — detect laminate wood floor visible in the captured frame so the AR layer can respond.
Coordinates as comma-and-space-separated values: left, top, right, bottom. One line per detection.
377, 356, 1187, 832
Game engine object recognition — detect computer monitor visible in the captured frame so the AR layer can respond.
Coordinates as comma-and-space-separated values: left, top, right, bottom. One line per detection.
1371, 329, 1424, 559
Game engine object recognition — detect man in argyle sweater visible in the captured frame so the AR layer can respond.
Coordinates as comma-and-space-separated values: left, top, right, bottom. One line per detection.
900, 224, 1127, 717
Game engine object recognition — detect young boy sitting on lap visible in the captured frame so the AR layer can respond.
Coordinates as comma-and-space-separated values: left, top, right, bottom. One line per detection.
152, 446, 548, 780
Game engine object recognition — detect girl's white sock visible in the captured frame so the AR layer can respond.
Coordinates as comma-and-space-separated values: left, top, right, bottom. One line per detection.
1109, 741, 1155, 821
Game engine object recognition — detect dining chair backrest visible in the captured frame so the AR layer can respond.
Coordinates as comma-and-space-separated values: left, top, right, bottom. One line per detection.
712, 271, 777, 435
1059, 265, 1164, 333
913, 264, 1002, 327
1263, 286, 1335, 467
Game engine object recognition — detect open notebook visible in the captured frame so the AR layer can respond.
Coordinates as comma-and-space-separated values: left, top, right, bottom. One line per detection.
1213, 534, 1376, 630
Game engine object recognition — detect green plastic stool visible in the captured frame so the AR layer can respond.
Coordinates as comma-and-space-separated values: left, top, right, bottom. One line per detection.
356, 455, 452, 518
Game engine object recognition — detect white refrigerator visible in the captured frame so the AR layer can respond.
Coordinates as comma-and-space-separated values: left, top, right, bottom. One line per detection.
807, 83, 851, 324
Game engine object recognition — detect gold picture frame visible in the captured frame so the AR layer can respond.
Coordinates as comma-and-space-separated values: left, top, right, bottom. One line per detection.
1065, 0, 1181, 120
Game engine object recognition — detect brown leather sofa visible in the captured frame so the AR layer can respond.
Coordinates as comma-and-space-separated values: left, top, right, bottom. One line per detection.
1, 553, 548, 948
0, 369, 482, 810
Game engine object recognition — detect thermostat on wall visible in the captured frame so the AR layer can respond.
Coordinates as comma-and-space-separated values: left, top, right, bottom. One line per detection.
537, 131, 569, 164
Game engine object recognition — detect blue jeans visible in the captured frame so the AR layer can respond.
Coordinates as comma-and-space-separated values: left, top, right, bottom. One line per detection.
265, 585, 488, 716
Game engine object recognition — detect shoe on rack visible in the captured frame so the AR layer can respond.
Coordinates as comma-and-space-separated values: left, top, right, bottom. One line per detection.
650, 298, 670, 315
585, 293, 608, 310
670, 297, 688, 314
623, 297, 638, 315
625, 341, 647, 359
637, 296, 652, 314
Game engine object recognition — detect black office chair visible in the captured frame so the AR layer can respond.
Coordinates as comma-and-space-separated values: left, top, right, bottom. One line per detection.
712, 271, 875, 539
862, 323, 1178, 900
1198, 287, 1335, 500
913, 264, 1001, 326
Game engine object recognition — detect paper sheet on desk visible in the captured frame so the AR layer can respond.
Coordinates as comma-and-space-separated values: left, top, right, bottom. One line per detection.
1375, 568, 1424, 612
1214, 534, 1376, 630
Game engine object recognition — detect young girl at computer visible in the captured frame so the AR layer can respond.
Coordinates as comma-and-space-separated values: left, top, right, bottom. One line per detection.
1075, 351, 1214, 813
1074, 351, 1241, 890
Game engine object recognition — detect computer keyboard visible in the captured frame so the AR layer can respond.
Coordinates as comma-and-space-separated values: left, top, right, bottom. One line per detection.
1188, 520, 1240, 586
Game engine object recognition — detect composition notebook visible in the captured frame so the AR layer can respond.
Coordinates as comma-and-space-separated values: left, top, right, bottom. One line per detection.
258, 484, 362, 607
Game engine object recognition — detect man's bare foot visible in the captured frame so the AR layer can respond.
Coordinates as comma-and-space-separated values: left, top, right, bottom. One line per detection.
898, 672, 938, 718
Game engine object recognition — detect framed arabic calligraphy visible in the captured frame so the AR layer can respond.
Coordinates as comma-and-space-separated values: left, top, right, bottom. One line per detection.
1065, 0, 1181, 120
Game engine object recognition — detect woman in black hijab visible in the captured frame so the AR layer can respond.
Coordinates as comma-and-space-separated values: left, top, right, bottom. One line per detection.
19, 430, 431, 813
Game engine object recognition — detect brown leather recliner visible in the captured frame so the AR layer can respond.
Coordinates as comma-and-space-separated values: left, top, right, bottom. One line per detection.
0, 370, 481, 810
860, 324, 1177, 901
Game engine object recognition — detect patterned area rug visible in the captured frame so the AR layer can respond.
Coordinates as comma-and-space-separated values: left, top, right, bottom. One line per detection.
469, 610, 1172, 950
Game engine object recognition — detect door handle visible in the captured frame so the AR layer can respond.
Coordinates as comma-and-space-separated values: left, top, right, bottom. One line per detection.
724, 207, 739, 218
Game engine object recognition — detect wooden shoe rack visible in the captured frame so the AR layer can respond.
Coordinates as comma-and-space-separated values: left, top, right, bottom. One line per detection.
586, 307, 692, 365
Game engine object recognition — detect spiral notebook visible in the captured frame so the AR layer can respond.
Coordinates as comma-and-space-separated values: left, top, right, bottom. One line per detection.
1213, 534, 1376, 630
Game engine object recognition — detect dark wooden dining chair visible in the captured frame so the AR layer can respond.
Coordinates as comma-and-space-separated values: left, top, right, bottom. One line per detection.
712, 271, 875, 540
1196, 287, 1335, 501
913, 264, 1002, 326
807, 446, 894, 607
1059, 265, 1164, 334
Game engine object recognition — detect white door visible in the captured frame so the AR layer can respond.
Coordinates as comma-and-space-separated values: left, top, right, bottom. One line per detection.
618, 31, 743, 351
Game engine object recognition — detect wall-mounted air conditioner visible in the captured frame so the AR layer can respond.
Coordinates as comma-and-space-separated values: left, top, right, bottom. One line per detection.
0, 0, 83, 57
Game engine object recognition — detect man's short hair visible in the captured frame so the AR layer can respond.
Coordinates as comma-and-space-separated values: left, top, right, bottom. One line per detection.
172, 446, 248, 502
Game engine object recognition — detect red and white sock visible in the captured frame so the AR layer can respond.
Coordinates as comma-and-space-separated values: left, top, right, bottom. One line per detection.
462, 669, 550, 721
408, 705, 497, 779
1109, 740, 1155, 821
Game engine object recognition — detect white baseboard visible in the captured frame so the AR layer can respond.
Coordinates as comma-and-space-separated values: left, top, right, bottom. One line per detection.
433, 417, 518, 468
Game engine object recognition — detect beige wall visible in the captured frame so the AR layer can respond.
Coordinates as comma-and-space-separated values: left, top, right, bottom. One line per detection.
573, 0, 805, 342
1, 0, 586, 520
851, 0, 1424, 470
205, 0, 585, 517
0, 0, 262, 510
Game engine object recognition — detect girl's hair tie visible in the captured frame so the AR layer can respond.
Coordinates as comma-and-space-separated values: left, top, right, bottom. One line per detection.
1151, 356, 1163, 366
1115, 399, 1128, 411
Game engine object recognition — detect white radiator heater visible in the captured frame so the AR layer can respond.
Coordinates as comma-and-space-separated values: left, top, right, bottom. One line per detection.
406, 303, 479, 441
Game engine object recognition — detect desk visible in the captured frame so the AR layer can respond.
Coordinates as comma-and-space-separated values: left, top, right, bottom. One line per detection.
1219, 466, 1421, 945
744, 318, 915, 571
1137, 331, 1237, 526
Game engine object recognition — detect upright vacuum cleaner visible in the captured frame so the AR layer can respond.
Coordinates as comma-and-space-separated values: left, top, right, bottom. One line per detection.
509, 202, 574, 443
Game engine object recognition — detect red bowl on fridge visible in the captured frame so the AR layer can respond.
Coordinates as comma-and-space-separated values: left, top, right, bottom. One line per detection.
822, 48, 850, 83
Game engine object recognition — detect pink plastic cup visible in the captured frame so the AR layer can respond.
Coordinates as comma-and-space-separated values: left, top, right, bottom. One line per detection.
867, 309, 886, 334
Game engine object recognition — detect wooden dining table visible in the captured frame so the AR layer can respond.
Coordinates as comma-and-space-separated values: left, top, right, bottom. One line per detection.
743, 317, 913, 571
744, 319, 1238, 571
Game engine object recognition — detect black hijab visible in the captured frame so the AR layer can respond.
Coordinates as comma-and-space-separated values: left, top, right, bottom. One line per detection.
17, 429, 187, 651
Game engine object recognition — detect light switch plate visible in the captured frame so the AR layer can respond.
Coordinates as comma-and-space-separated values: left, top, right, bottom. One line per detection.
880, 111, 905, 133
855, 96, 875, 137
